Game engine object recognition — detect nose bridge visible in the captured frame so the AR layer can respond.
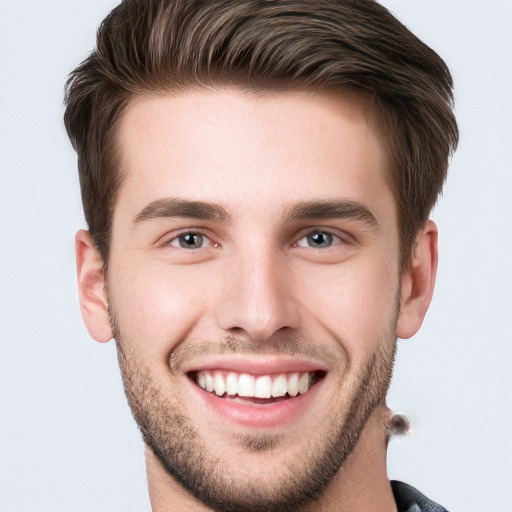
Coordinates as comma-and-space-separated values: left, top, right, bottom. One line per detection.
215, 243, 300, 340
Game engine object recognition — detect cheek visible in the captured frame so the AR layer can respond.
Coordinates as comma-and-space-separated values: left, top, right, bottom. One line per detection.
297, 257, 399, 358
108, 261, 211, 356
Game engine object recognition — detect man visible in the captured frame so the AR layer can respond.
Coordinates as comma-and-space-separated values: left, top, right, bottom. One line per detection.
64, 0, 458, 510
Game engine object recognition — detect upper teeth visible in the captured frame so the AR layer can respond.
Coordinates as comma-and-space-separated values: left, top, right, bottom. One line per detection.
196, 370, 315, 398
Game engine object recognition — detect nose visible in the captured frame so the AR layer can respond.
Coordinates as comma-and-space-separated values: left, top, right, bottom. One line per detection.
215, 248, 301, 341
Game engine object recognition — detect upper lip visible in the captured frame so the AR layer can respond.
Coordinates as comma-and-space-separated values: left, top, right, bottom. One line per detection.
179, 355, 328, 375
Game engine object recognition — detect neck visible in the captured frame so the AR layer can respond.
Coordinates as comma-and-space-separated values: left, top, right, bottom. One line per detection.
305, 405, 397, 512
146, 405, 397, 512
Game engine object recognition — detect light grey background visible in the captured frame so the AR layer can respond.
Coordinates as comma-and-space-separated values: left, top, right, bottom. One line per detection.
1, 1, 511, 511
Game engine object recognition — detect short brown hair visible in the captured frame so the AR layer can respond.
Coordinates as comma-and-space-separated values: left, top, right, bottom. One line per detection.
64, 0, 458, 269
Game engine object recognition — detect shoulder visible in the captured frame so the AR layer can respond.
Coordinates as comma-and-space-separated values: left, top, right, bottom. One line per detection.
391, 480, 449, 512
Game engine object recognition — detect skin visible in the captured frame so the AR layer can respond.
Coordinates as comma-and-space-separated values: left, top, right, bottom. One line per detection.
76, 89, 438, 511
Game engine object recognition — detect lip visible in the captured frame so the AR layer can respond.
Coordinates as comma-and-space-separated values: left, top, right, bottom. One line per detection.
181, 355, 328, 375
186, 362, 326, 429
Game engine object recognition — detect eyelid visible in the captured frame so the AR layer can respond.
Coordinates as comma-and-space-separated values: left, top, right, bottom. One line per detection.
293, 227, 354, 248
159, 228, 218, 249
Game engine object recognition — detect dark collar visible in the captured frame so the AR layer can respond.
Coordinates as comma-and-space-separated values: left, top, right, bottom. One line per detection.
391, 480, 448, 512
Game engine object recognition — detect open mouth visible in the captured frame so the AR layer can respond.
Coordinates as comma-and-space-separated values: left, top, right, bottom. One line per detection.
190, 370, 326, 402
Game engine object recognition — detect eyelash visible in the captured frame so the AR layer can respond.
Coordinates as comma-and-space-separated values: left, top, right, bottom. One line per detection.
294, 230, 350, 249
161, 230, 216, 250
160, 228, 351, 251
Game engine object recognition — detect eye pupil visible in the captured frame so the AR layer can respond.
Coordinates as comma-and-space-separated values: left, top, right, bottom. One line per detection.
307, 232, 333, 248
179, 233, 203, 248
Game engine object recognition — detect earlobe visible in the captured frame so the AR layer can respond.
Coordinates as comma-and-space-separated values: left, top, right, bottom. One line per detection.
396, 220, 438, 339
75, 230, 113, 343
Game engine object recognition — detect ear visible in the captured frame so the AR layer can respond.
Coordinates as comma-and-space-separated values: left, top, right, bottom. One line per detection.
396, 220, 438, 339
75, 230, 113, 343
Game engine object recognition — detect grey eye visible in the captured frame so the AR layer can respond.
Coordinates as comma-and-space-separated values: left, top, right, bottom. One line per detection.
304, 232, 334, 248
177, 233, 204, 249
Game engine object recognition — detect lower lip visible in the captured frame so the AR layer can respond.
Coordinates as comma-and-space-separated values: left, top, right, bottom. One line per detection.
189, 377, 324, 429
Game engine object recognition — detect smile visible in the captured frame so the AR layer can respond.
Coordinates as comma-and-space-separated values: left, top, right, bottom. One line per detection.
194, 370, 321, 399
185, 358, 328, 427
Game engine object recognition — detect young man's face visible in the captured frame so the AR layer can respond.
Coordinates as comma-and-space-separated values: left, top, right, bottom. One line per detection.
84, 89, 419, 510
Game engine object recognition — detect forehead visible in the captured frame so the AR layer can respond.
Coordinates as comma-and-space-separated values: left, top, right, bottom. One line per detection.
113, 88, 393, 225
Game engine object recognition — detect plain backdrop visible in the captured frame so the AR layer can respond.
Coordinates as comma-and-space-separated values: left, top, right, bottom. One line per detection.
1, 1, 511, 511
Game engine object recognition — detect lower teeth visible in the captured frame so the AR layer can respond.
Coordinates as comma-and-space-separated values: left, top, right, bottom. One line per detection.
228, 395, 289, 404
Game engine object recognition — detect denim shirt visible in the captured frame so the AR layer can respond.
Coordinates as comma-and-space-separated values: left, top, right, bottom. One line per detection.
391, 481, 449, 512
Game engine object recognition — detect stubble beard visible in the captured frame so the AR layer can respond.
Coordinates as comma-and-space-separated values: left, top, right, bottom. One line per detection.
111, 314, 397, 512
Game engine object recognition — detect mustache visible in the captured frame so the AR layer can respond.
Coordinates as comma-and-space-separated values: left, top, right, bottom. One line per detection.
169, 334, 343, 372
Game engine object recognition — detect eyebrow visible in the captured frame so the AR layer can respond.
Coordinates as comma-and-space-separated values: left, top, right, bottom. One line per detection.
134, 197, 378, 229
134, 198, 231, 224
284, 199, 379, 229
